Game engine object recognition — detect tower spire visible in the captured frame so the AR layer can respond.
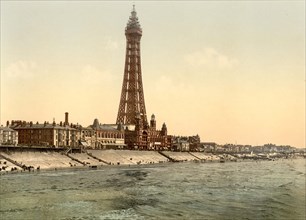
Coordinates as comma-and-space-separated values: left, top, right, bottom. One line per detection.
116, 7, 147, 125
126, 5, 141, 32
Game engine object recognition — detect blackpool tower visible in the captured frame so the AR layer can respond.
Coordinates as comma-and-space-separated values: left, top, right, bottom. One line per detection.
116, 5, 147, 126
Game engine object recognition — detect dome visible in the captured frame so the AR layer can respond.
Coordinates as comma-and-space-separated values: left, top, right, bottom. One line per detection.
93, 118, 100, 128
162, 123, 167, 130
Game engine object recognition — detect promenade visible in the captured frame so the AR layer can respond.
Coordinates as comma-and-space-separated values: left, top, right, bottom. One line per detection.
0, 148, 223, 174
1, 147, 301, 175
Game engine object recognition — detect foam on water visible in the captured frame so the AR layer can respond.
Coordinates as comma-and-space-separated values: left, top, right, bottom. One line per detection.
0, 159, 305, 219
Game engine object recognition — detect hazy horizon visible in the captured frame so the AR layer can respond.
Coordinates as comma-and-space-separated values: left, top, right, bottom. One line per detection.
1, 1, 305, 148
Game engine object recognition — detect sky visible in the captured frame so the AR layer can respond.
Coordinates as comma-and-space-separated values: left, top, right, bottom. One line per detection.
0, 1, 305, 148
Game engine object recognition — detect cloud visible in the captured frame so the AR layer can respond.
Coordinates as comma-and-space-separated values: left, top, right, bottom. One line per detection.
152, 75, 195, 100
184, 48, 238, 69
4, 60, 38, 79
80, 65, 115, 85
104, 37, 119, 50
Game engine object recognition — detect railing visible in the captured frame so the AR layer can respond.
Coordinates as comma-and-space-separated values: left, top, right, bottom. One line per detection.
158, 151, 178, 162
86, 152, 110, 165
0, 153, 23, 168
66, 154, 86, 166
64, 148, 72, 155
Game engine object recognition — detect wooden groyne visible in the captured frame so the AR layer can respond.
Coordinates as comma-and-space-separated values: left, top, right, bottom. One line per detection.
86, 152, 111, 165
158, 151, 178, 162
0, 153, 23, 168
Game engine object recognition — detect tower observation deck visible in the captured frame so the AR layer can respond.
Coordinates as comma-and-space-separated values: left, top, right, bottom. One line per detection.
116, 5, 147, 125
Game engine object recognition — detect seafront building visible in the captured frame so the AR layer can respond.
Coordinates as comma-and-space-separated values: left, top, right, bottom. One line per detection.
9, 113, 79, 148
10, 122, 78, 148
123, 114, 172, 150
0, 125, 18, 146
7, 113, 126, 150
79, 119, 125, 149
172, 137, 190, 152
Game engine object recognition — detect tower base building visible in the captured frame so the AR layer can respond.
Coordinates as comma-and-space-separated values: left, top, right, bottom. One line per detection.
124, 114, 172, 150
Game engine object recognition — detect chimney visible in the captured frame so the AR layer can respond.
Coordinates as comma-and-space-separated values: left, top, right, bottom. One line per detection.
65, 112, 69, 126
30, 121, 33, 127
6, 121, 9, 127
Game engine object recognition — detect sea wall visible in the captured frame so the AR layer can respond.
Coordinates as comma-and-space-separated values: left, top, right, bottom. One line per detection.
0, 151, 81, 170
0, 147, 225, 174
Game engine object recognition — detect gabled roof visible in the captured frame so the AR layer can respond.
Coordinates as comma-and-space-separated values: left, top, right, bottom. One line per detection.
88, 124, 118, 131
12, 124, 76, 131
0, 126, 16, 132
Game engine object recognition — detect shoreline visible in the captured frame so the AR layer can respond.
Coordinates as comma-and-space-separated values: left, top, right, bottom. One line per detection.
1, 155, 303, 176
1, 146, 304, 176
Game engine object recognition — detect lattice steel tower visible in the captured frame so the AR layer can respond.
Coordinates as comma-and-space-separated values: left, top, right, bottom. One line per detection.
116, 6, 147, 125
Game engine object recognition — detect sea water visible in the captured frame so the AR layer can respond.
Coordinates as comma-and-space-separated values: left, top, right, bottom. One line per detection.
0, 159, 305, 219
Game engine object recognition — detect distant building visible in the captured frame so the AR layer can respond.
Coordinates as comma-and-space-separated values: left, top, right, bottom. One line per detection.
200, 142, 217, 152
79, 119, 125, 149
188, 135, 201, 151
172, 136, 190, 151
0, 125, 18, 146
171, 135, 201, 152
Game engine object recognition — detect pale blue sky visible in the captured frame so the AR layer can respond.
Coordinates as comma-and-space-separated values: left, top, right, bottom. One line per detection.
1, 1, 305, 147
